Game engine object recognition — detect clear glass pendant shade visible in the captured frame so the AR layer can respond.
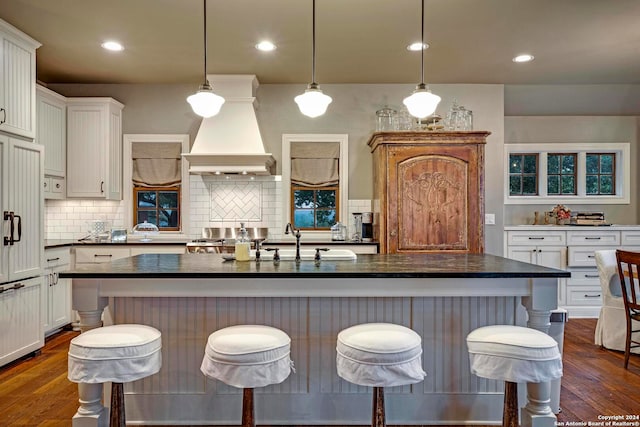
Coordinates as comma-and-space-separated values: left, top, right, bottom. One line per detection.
403, 85, 441, 119
294, 85, 332, 118
187, 84, 225, 118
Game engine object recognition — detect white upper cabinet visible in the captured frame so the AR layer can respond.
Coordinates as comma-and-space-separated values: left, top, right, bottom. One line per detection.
66, 98, 124, 200
0, 19, 40, 139
36, 86, 67, 199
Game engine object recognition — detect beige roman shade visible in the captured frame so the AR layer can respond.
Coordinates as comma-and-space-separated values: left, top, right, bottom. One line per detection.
132, 142, 181, 187
290, 142, 339, 187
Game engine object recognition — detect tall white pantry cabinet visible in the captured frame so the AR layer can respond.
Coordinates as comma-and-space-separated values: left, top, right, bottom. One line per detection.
0, 18, 44, 367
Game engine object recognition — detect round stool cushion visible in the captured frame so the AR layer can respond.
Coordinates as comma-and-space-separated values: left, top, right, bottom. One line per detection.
466, 325, 562, 383
201, 325, 292, 388
68, 324, 162, 384
336, 323, 426, 387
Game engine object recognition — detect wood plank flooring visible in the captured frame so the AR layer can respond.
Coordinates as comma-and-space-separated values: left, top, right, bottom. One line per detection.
1, 319, 639, 426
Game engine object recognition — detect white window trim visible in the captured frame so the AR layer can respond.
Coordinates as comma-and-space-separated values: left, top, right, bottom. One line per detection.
281, 134, 348, 239
123, 134, 190, 238
503, 142, 630, 205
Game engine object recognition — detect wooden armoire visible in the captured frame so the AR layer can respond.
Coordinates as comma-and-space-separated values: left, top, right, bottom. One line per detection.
367, 131, 490, 254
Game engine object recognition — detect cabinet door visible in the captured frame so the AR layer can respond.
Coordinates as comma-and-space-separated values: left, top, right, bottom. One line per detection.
66, 104, 105, 197
7, 139, 44, 281
36, 86, 66, 177
387, 144, 482, 253
0, 135, 7, 283
50, 271, 71, 330
507, 246, 537, 264
0, 276, 43, 367
0, 31, 37, 139
536, 246, 566, 270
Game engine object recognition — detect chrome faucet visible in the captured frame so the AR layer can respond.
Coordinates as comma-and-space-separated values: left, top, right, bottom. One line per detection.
285, 223, 302, 263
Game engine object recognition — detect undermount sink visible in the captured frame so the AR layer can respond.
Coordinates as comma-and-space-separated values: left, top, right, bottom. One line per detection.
256, 249, 357, 261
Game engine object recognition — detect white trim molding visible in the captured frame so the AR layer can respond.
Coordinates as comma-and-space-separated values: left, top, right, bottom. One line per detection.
281, 134, 349, 239
504, 142, 630, 205
123, 134, 191, 235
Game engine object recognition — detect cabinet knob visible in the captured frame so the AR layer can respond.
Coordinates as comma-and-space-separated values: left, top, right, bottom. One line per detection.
390, 230, 397, 237
43, 181, 47, 188
55, 183, 61, 189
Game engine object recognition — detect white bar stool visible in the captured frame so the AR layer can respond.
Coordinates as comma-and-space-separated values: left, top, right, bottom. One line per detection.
336, 323, 426, 427
67, 324, 162, 427
466, 325, 563, 427
200, 325, 293, 427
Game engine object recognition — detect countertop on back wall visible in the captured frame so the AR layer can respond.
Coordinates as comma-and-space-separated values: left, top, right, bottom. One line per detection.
44, 239, 379, 250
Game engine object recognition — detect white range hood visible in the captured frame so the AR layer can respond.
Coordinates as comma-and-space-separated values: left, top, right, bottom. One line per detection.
182, 75, 275, 175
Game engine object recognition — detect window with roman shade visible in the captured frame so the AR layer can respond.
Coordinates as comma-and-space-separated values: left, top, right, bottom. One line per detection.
290, 141, 340, 229
132, 142, 181, 230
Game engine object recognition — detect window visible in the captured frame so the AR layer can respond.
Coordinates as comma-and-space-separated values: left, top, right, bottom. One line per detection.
134, 187, 180, 230
123, 135, 190, 233
504, 143, 630, 204
586, 153, 615, 195
282, 134, 348, 235
509, 153, 538, 195
291, 186, 338, 229
547, 153, 576, 195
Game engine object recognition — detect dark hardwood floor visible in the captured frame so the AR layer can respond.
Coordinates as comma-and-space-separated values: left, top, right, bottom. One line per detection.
1, 319, 639, 426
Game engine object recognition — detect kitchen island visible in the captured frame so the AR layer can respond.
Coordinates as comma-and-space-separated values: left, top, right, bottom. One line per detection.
62, 253, 569, 427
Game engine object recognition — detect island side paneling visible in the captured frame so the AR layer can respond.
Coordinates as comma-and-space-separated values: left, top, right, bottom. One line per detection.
110, 295, 521, 424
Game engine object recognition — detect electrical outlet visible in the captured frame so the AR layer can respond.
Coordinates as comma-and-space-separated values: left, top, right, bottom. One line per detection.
485, 213, 496, 225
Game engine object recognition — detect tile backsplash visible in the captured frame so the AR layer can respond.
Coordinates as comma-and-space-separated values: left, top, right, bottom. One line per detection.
45, 176, 371, 241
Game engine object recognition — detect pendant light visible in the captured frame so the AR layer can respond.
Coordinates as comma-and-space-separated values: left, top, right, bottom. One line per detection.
187, 0, 225, 118
294, 0, 332, 118
403, 0, 440, 119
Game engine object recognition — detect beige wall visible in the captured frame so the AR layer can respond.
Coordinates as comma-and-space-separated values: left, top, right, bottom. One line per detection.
48, 82, 640, 255
504, 116, 640, 226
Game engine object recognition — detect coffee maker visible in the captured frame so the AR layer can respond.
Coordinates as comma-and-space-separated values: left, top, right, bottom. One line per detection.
352, 212, 374, 242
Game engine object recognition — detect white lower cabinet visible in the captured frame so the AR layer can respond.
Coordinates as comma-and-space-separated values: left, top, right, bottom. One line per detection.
0, 276, 43, 367
43, 247, 72, 335
506, 227, 640, 318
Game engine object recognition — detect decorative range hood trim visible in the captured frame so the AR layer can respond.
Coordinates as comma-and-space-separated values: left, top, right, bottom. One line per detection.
182, 74, 275, 175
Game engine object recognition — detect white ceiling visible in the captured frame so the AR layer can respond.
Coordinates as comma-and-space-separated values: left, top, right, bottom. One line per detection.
1, 0, 639, 86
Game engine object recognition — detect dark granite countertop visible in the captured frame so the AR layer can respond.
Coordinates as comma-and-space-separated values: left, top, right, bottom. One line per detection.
60, 253, 570, 279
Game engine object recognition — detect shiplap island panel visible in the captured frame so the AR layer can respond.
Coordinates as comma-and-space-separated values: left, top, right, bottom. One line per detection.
61, 253, 568, 427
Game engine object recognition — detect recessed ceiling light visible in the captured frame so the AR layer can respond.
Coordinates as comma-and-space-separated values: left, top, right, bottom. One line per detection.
101, 41, 124, 52
407, 42, 429, 51
255, 41, 277, 52
513, 54, 534, 63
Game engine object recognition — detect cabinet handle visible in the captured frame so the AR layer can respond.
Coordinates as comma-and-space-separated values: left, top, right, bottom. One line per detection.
0, 108, 5, 125
100, 181, 104, 193
47, 257, 60, 262
94, 254, 113, 257
584, 294, 601, 298
3, 211, 14, 246
14, 214, 21, 243
0, 282, 25, 293
585, 237, 602, 240
528, 237, 545, 240
54, 272, 59, 285
584, 274, 599, 278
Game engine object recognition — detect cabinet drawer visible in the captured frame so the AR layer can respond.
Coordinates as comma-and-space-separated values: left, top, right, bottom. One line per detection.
44, 247, 70, 268
51, 177, 65, 194
621, 231, 640, 246
568, 246, 618, 267
567, 230, 620, 246
75, 247, 130, 264
567, 268, 600, 286
507, 231, 566, 246
566, 286, 603, 306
